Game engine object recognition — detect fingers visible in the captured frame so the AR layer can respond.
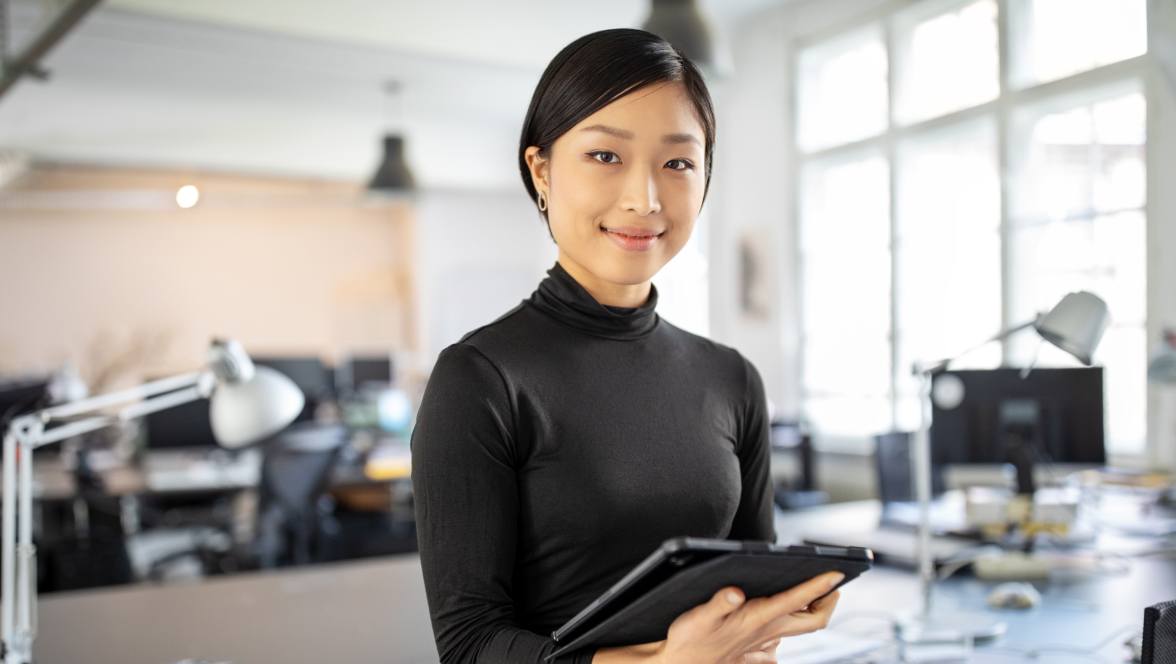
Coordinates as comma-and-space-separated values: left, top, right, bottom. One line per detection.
809, 588, 841, 615
737, 652, 777, 664
763, 590, 840, 638
701, 585, 747, 626
744, 571, 845, 623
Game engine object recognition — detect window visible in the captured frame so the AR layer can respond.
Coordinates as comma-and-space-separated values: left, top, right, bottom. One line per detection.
795, 0, 1149, 456
800, 151, 892, 437
797, 25, 888, 152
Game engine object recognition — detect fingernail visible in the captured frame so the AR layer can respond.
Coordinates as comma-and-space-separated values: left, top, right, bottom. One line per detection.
727, 591, 742, 605
827, 573, 845, 589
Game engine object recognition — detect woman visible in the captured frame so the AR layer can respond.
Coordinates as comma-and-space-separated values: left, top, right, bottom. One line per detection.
411, 28, 842, 663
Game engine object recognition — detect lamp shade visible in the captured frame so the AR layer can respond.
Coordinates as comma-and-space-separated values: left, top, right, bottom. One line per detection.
641, 0, 716, 70
1148, 331, 1176, 384
368, 134, 415, 192
1033, 291, 1110, 365
209, 366, 304, 448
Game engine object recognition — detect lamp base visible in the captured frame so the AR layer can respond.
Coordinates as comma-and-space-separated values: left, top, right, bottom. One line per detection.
894, 612, 1006, 661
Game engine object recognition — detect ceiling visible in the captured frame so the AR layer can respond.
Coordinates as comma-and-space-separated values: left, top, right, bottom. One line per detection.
0, 0, 793, 189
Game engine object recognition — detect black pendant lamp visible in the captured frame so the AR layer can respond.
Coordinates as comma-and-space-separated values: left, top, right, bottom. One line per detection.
641, 0, 716, 71
368, 80, 415, 193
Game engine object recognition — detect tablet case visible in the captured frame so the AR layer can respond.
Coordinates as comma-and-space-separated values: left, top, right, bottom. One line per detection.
547, 548, 871, 660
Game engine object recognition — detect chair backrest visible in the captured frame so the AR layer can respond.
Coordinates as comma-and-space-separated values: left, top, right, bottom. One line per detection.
1143, 599, 1176, 664
873, 431, 944, 505
255, 422, 347, 567
259, 422, 347, 515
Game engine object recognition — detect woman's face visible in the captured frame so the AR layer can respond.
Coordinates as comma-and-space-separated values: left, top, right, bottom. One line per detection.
524, 81, 707, 302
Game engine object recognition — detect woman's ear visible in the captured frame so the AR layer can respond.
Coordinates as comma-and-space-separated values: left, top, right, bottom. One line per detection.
523, 145, 550, 195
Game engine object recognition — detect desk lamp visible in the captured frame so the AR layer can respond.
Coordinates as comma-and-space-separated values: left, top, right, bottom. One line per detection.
900, 291, 1109, 648
1, 339, 303, 664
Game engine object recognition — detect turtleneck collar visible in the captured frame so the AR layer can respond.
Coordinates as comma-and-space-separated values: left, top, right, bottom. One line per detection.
527, 261, 659, 340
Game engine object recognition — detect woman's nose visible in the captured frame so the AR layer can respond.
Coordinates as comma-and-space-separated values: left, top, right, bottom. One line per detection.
619, 168, 662, 216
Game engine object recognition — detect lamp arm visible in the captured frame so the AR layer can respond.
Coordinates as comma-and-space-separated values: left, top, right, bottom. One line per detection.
36, 371, 207, 422
1, 370, 210, 664
914, 318, 1039, 377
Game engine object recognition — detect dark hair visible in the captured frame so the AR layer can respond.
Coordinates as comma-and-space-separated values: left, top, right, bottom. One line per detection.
518, 28, 717, 233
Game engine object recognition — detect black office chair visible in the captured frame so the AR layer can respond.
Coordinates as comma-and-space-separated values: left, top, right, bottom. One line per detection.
770, 419, 827, 510
253, 422, 347, 568
873, 430, 946, 505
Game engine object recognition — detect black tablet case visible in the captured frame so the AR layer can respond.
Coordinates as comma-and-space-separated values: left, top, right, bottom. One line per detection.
547, 549, 871, 660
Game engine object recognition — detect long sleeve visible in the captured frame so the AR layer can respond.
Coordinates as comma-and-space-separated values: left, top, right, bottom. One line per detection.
727, 355, 777, 543
410, 342, 597, 664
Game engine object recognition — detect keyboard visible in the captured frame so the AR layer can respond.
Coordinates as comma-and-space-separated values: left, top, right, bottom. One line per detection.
143, 448, 260, 492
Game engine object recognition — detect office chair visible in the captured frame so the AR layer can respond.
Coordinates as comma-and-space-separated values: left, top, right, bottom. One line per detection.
254, 422, 347, 568
873, 431, 946, 504
770, 419, 827, 509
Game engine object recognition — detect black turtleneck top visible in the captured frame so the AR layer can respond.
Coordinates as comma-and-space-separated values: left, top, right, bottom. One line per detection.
410, 261, 775, 664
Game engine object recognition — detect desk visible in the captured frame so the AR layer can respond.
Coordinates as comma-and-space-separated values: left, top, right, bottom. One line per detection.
37, 555, 437, 664
34, 501, 1176, 663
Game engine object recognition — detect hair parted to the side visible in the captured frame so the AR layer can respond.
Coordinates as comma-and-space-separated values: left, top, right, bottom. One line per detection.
518, 28, 717, 237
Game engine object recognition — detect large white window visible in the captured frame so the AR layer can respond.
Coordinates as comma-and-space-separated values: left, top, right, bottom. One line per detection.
795, 0, 1149, 456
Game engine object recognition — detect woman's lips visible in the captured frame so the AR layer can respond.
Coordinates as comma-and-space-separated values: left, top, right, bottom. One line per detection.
600, 226, 664, 252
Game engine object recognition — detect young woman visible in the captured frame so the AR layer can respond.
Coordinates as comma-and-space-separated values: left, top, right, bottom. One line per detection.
411, 28, 843, 664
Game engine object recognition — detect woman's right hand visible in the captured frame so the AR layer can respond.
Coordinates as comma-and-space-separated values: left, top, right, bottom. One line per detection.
652, 571, 845, 664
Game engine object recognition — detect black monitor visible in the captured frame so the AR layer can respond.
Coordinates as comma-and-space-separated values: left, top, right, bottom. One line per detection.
0, 378, 49, 423
251, 356, 332, 423
144, 395, 217, 450
337, 355, 394, 393
930, 367, 1105, 493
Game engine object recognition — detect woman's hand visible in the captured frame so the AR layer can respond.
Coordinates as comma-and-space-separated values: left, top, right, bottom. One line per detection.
653, 571, 844, 664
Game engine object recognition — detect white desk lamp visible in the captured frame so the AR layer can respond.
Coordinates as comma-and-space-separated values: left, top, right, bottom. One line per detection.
1, 339, 304, 664
899, 291, 1110, 648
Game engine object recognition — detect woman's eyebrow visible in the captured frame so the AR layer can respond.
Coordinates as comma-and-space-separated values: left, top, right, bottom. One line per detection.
580, 124, 701, 147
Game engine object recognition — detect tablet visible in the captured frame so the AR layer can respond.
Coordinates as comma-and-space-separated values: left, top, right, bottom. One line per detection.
546, 537, 873, 660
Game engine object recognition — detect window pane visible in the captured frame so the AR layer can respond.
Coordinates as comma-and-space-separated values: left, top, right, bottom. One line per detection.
1010, 90, 1145, 223
1009, 0, 1147, 88
894, 119, 1002, 430
894, 0, 999, 124
1007, 211, 1146, 329
805, 396, 893, 439
800, 153, 891, 437
1006, 210, 1146, 457
797, 25, 888, 152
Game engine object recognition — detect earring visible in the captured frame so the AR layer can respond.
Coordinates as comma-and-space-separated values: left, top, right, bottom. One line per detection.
537, 190, 548, 212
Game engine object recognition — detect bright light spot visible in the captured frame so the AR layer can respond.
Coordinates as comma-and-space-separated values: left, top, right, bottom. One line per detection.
176, 185, 200, 209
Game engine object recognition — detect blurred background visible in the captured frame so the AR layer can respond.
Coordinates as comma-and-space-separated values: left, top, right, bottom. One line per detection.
1, 0, 1175, 662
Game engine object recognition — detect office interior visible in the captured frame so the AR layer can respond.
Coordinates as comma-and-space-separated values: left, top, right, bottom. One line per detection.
0, 0, 1175, 662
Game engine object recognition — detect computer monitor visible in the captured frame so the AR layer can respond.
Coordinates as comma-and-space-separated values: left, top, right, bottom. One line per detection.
251, 356, 332, 423
144, 395, 218, 450
930, 367, 1105, 493
0, 378, 49, 423
336, 355, 394, 394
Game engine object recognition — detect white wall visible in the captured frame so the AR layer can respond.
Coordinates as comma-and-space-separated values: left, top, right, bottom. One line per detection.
1146, 0, 1176, 470
412, 189, 558, 368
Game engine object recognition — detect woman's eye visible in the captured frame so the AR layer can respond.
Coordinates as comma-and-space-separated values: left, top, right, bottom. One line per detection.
666, 159, 694, 171
589, 151, 620, 165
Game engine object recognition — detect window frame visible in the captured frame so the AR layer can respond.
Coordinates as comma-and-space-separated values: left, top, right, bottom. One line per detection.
788, 0, 1152, 460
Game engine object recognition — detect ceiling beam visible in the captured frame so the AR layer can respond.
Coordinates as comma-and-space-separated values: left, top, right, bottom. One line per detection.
0, 0, 101, 101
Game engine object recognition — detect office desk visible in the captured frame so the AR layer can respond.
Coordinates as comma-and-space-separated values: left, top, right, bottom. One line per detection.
35, 501, 1176, 663
38, 554, 437, 664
